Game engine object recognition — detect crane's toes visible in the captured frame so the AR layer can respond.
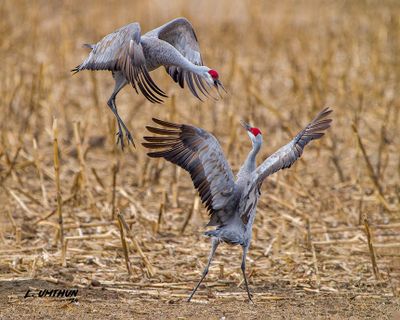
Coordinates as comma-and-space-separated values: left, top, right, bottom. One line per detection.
125, 131, 136, 148
115, 129, 135, 150
116, 131, 125, 150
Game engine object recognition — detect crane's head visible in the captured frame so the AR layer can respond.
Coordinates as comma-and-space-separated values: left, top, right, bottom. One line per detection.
202, 68, 226, 94
240, 120, 263, 146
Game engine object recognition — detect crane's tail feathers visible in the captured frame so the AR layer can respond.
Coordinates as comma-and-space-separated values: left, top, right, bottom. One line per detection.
71, 44, 94, 74
83, 43, 95, 50
71, 65, 81, 75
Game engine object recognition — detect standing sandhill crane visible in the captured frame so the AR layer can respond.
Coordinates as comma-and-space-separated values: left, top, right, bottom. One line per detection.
72, 17, 225, 149
142, 108, 332, 302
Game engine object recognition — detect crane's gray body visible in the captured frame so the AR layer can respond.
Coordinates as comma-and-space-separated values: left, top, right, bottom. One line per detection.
142, 109, 332, 302
205, 175, 260, 248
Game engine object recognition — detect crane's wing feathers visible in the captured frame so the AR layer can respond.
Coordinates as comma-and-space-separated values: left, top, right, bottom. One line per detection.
238, 181, 261, 225
255, 107, 332, 182
146, 17, 212, 100
239, 107, 333, 224
72, 23, 167, 103
142, 118, 236, 225
148, 17, 203, 65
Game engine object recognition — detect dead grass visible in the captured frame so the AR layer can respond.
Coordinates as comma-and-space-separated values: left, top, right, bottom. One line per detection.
0, 0, 399, 310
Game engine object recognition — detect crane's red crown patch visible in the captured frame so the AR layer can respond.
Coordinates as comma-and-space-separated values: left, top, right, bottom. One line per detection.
250, 127, 262, 136
208, 69, 219, 79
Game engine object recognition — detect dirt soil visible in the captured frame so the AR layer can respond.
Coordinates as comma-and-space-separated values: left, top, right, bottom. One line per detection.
0, 280, 398, 320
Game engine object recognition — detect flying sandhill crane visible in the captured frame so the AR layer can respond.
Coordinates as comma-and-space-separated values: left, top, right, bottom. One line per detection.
72, 17, 225, 149
142, 108, 333, 302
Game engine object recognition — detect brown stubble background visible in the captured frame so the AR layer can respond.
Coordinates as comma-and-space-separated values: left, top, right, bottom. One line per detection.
0, 1, 399, 318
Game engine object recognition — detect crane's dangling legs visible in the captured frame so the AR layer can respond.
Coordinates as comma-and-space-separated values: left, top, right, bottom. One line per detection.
187, 238, 219, 302
107, 72, 133, 149
241, 245, 253, 303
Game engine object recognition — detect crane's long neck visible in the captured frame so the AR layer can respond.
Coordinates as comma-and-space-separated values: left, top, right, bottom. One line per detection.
165, 52, 204, 74
245, 141, 261, 171
237, 138, 262, 179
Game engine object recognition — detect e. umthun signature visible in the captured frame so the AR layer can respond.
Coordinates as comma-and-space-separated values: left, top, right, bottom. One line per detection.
24, 288, 78, 302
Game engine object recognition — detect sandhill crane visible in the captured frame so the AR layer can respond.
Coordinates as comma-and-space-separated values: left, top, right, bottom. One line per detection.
142, 108, 332, 302
72, 17, 225, 149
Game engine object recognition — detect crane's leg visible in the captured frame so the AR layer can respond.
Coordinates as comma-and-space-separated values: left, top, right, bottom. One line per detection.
107, 72, 133, 149
187, 238, 219, 302
241, 245, 253, 303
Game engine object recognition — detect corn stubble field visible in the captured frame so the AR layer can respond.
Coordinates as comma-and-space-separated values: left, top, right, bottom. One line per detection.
0, 0, 399, 319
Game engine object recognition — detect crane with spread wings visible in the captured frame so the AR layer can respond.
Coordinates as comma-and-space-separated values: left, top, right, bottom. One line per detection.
142, 108, 333, 302
73, 18, 225, 149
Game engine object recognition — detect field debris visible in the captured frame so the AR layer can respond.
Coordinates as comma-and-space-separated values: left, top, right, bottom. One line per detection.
0, 0, 399, 308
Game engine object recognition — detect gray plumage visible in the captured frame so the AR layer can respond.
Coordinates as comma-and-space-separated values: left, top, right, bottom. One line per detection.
142, 107, 333, 302
72, 18, 225, 149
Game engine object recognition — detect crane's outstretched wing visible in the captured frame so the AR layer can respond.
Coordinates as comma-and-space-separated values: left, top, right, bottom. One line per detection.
142, 118, 236, 226
145, 17, 212, 100
72, 23, 167, 103
255, 108, 332, 181
239, 107, 333, 224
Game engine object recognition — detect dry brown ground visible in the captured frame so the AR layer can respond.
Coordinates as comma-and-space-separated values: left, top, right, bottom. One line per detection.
1, 0, 400, 319
1, 280, 399, 320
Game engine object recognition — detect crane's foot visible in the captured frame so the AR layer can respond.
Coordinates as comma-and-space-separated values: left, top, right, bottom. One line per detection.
242, 279, 254, 303
247, 293, 254, 304
125, 130, 134, 147
116, 127, 135, 150
116, 130, 125, 150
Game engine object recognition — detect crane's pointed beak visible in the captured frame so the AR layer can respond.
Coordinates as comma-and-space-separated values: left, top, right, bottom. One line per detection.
214, 79, 227, 97
240, 120, 251, 131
